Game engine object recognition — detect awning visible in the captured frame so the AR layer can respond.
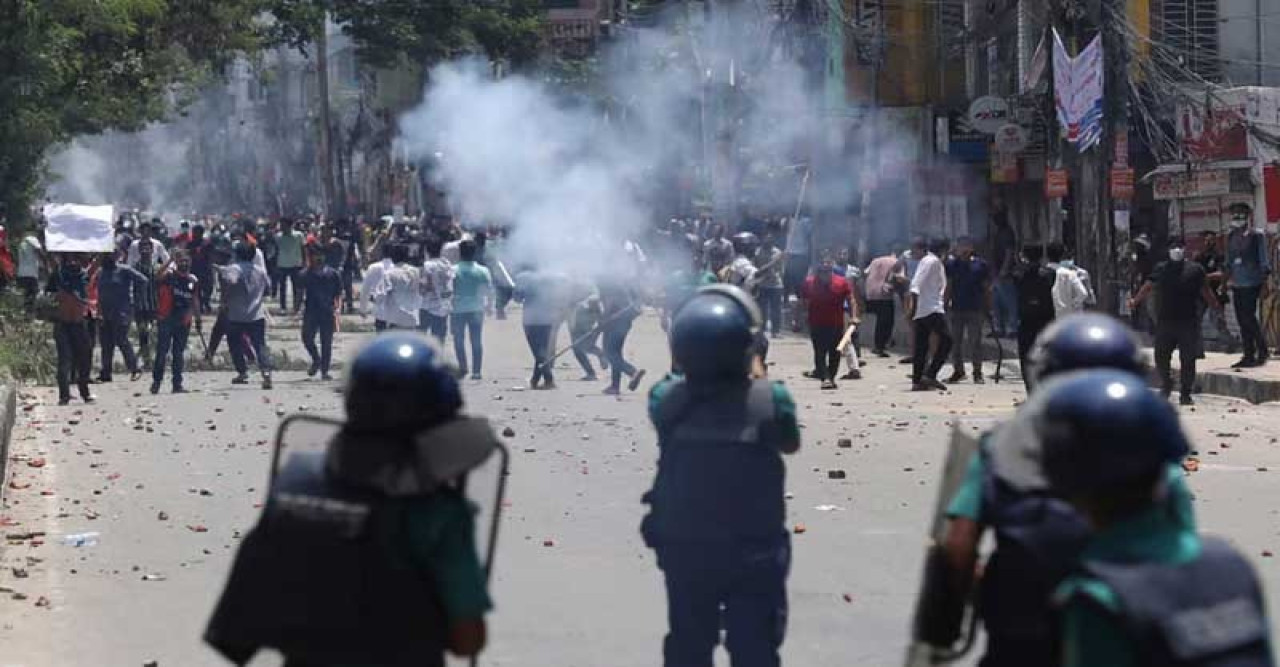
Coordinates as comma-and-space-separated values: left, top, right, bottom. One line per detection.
1140, 159, 1257, 183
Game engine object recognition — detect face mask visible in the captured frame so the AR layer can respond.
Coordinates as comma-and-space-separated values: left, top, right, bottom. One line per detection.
1168, 248, 1185, 262
1231, 219, 1247, 229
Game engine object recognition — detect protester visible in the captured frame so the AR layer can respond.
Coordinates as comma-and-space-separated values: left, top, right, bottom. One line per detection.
944, 236, 991, 383
1226, 203, 1270, 368
1195, 230, 1237, 355
150, 252, 202, 394
0, 225, 14, 292
132, 239, 161, 368
783, 214, 813, 331
17, 227, 46, 310
373, 244, 421, 330
1130, 238, 1222, 406
217, 241, 273, 389
274, 219, 305, 313
451, 240, 492, 380
701, 222, 734, 275
93, 251, 149, 382
48, 254, 95, 405
1048, 242, 1089, 317
359, 247, 394, 331
863, 245, 903, 358
990, 209, 1019, 337
187, 225, 215, 314
569, 287, 608, 380
598, 267, 646, 395
127, 221, 171, 266
802, 252, 854, 390
1013, 245, 1058, 391
753, 233, 786, 337
897, 237, 927, 365
418, 236, 453, 342
300, 249, 342, 380
516, 269, 570, 389
909, 237, 953, 391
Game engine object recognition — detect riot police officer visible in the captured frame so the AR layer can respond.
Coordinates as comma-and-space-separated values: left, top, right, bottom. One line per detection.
1037, 370, 1273, 667
931, 313, 1196, 666
205, 333, 496, 667
641, 284, 800, 667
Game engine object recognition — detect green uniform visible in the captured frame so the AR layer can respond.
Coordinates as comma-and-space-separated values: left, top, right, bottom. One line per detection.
1053, 495, 1201, 667
404, 494, 492, 621
648, 375, 800, 444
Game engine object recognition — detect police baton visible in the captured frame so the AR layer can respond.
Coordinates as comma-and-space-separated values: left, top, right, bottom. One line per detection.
535, 305, 637, 373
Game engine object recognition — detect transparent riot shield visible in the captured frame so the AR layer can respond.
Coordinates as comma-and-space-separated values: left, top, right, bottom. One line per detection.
269, 414, 511, 667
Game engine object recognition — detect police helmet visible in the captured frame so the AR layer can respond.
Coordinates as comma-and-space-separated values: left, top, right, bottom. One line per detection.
1026, 313, 1146, 389
732, 232, 759, 256
345, 333, 462, 432
232, 240, 255, 262
1035, 369, 1189, 497
670, 284, 763, 380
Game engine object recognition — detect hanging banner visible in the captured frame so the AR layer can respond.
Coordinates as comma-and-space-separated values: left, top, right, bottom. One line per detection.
1052, 29, 1105, 151
1045, 169, 1069, 199
1024, 33, 1048, 92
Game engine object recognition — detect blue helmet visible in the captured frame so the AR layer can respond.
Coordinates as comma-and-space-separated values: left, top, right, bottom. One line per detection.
345, 333, 462, 432
670, 285, 762, 380
1035, 369, 1190, 497
1027, 313, 1146, 388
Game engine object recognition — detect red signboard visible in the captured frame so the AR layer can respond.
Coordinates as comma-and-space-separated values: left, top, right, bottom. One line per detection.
1110, 167, 1135, 200
1045, 169, 1069, 199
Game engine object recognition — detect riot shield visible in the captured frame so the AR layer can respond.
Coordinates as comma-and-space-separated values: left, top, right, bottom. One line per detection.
903, 421, 982, 667
270, 413, 511, 580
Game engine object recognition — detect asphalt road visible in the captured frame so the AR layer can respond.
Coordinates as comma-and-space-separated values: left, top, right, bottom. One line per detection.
3, 310, 1280, 667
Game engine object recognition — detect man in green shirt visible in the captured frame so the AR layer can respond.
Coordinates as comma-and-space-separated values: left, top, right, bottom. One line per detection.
274, 219, 306, 313
1037, 370, 1272, 667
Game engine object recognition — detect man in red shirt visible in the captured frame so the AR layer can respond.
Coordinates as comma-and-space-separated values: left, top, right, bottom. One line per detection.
802, 252, 854, 389
151, 251, 202, 394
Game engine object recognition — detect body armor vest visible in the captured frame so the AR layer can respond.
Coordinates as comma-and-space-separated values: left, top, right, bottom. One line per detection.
1078, 536, 1272, 667
205, 452, 447, 667
643, 379, 783, 544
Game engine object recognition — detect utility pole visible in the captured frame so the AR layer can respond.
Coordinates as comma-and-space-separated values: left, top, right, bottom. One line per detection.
1258, 0, 1265, 86
315, 13, 338, 219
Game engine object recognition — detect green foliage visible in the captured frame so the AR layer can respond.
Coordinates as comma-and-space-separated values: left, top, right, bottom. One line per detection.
0, 0, 263, 230
0, 292, 55, 384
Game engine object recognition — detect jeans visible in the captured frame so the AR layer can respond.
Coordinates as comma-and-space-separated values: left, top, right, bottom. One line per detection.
451, 311, 485, 375
54, 321, 92, 401
757, 287, 784, 336
949, 310, 985, 374
18, 276, 39, 311
866, 299, 895, 351
1154, 320, 1200, 396
277, 266, 303, 311
604, 319, 637, 389
571, 324, 604, 376
196, 270, 214, 313
495, 286, 514, 318
524, 324, 555, 386
99, 315, 139, 377
153, 320, 191, 388
993, 278, 1019, 334
809, 325, 842, 381
228, 319, 273, 375
912, 313, 953, 383
1232, 286, 1266, 360
136, 314, 155, 365
302, 312, 336, 373
419, 311, 449, 342
657, 537, 790, 667
341, 267, 357, 312
208, 311, 229, 358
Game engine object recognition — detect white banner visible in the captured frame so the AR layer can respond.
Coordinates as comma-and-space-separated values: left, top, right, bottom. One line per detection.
43, 203, 115, 253
1052, 29, 1105, 151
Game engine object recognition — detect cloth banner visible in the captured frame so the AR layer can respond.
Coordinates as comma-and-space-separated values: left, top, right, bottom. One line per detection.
1052, 29, 1105, 151
43, 203, 115, 253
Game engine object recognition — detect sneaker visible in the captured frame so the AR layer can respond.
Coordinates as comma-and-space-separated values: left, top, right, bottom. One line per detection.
1179, 394, 1195, 406
973, 374, 985, 385
470, 373, 482, 380
873, 349, 890, 358
96, 375, 112, 383
911, 383, 930, 392
803, 370, 822, 380
580, 374, 599, 382
821, 379, 838, 390
231, 374, 250, 385
321, 373, 334, 381
839, 370, 862, 380
262, 374, 274, 390
81, 394, 97, 404
1256, 354, 1270, 367
542, 381, 558, 390
898, 356, 913, 364
150, 381, 161, 395
628, 369, 647, 392
946, 371, 967, 384
603, 386, 621, 396
58, 397, 71, 406
307, 363, 319, 378
130, 370, 142, 382
926, 379, 949, 391
859, 359, 868, 367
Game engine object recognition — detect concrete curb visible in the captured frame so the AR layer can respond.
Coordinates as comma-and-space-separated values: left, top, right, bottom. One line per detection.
0, 382, 16, 504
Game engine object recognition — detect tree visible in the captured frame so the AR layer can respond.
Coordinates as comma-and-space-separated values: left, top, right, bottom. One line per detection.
0, 0, 263, 228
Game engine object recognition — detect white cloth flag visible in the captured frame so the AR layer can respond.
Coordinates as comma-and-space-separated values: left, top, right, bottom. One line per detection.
1052, 29, 1105, 151
43, 203, 115, 252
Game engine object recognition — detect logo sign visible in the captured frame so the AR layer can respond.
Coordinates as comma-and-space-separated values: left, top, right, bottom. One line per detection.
1045, 169, 1069, 199
968, 96, 1011, 135
993, 124, 1030, 154
1152, 169, 1230, 201
1111, 167, 1136, 200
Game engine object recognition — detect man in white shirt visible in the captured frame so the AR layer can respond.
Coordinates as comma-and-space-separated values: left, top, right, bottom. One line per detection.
1047, 241, 1089, 316
418, 237, 454, 341
369, 244, 420, 330
360, 250, 396, 331
909, 237, 954, 391
17, 228, 46, 309
701, 223, 734, 274
127, 221, 171, 266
